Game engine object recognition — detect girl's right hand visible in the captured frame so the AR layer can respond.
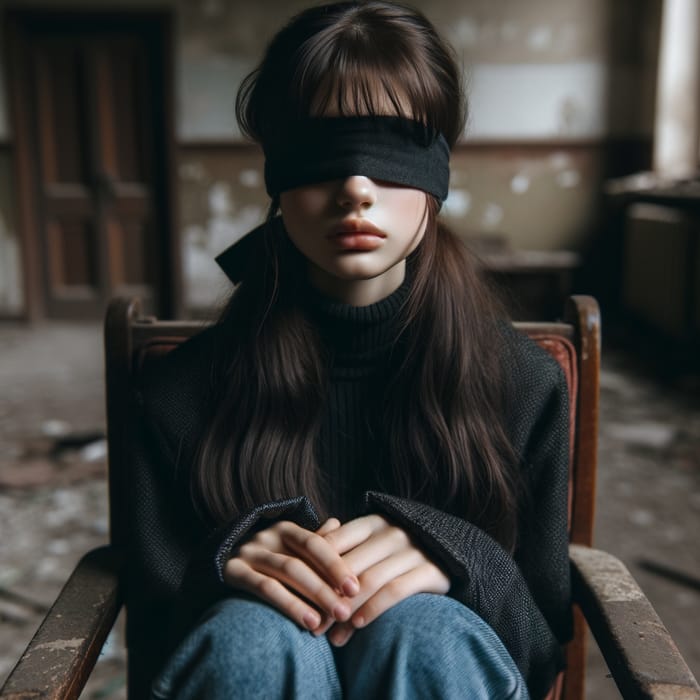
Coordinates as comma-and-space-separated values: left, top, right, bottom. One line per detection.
223, 518, 360, 632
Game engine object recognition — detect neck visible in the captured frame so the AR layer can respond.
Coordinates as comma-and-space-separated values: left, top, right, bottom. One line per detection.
307, 260, 406, 306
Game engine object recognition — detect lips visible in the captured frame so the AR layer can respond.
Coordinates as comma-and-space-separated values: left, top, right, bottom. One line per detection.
329, 219, 387, 251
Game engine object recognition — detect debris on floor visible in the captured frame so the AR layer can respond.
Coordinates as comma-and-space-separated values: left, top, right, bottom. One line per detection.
0, 321, 698, 699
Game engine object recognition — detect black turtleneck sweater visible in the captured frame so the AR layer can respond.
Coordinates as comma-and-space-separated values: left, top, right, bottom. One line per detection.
125, 277, 572, 700
304, 275, 411, 520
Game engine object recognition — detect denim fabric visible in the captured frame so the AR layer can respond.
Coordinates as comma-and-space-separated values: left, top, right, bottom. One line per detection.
151, 593, 529, 699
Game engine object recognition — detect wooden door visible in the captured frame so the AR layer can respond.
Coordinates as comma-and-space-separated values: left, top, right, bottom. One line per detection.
7, 11, 179, 319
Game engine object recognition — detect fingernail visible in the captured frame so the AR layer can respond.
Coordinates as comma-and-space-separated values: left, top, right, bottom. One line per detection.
330, 629, 350, 647
333, 603, 350, 621
303, 612, 320, 630
353, 614, 366, 628
342, 576, 359, 596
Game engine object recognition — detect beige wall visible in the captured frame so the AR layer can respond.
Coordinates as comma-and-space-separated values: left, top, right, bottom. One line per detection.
173, 0, 660, 309
174, 0, 659, 141
0, 0, 659, 140
0, 0, 661, 314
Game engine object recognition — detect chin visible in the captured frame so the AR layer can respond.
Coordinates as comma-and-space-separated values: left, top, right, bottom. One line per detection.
332, 264, 388, 280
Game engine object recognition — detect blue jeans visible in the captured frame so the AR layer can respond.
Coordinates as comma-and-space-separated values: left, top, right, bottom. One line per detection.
151, 593, 528, 699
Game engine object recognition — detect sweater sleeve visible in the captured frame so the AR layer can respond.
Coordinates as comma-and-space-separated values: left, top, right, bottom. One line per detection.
361, 337, 572, 700
173, 496, 322, 640
129, 343, 323, 603
130, 386, 323, 597
362, 493, 564, 700
126, 390, 323, 694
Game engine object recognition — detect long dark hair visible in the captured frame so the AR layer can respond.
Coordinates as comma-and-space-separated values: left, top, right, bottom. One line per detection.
194, 0, 520, 550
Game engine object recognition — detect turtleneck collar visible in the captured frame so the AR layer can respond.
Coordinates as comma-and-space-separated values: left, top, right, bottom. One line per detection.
301, 271, 411, 377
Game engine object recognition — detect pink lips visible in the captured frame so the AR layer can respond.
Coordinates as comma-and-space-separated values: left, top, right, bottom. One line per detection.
329, 219, 386, 251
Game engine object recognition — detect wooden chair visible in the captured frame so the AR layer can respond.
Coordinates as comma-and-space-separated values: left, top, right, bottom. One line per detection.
2, 295, 699, 700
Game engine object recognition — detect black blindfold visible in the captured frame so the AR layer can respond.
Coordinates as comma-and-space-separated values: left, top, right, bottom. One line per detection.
263, 116, 450, 203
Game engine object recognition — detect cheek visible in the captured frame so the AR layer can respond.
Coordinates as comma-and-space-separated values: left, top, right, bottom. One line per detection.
280, 188, 328, 225
391, 190, 428, 237
279, 189, 330, 259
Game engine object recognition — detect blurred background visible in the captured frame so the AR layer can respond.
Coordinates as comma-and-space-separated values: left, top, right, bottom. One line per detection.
0, 0, 698, 697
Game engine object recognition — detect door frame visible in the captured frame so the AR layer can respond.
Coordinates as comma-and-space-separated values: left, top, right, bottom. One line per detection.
4, 7, 182, 320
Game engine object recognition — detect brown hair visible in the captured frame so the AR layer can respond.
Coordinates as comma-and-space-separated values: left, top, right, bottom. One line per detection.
194, 1, 520, 550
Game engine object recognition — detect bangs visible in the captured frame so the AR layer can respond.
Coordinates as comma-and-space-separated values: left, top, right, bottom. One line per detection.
299, 54, 429, 126
290, 22, 439, 131
236, 1, 464, 147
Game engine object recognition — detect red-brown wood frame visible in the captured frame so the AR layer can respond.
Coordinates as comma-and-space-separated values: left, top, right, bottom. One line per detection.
2, 7, 181, 320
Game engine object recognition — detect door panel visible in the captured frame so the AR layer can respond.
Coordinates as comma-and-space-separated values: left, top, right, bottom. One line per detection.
34, 41, 90, 185
90, 36, 156, 307
46, 219, 97, 293
12, 12, 173, 318
33, 39, 99, 309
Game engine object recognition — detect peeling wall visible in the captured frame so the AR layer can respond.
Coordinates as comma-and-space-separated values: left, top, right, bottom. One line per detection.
466, 62, 608, 138
173, 0, 660, 309
178, 148, 267, 310
175, 0, 660, 141
445, 146, 600, 251
177, 0, 313, 141
177, 141, 603, 307
0, 0, 661, 142
0, 0, 661, 315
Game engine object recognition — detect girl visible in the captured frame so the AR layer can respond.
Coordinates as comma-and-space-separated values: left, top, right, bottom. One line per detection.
129, 2, 572, 698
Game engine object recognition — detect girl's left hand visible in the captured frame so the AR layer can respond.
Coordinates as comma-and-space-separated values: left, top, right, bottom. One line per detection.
315, 514, 450, 646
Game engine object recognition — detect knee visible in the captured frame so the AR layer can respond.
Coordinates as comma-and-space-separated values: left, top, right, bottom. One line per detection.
363, 593, 515, 663
347, 594, 527, 698
194, 596, 302, 661
152, 597, 321, 698
358, 592, 461, 644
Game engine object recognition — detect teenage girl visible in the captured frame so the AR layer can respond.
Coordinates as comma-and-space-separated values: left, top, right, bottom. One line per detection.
128, 2, 572, 698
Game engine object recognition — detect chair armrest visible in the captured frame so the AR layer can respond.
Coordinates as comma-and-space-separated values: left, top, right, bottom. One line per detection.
0, 546, 123, 700
570, 544, 700, 699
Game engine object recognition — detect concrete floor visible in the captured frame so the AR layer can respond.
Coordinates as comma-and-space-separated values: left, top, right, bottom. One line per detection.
0, 320, 698, 698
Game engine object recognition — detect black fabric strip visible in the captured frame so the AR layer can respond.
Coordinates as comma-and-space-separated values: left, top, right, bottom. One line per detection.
215, 218, 273, 285
264, 116, 450, 202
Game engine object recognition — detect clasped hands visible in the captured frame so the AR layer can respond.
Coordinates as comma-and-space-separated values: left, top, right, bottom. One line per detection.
224, 514, 450, 646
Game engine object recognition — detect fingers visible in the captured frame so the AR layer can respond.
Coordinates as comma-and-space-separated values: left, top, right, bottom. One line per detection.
231, 542, 353, 622
316, 518, 342, 537
355, 548, 425, 602
312, 614, 335, 637
316, 547, 421, 642
316, 519, 452, 647
350, 562, 450, 630
325, 549, 424, 646
224, 557, 323, 631
340, 524, 412, 576
222, 518, 364, 633
280, 522, 360, 597
323, 514, 388, 555
327, 562, 450, 646
327, 620, 355, 646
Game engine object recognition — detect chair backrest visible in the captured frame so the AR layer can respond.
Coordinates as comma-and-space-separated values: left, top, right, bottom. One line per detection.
515, 296, 601, 700
104, 294, 600, 700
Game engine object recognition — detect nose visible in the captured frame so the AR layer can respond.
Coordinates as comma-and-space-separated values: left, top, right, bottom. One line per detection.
336, 175, 377, 210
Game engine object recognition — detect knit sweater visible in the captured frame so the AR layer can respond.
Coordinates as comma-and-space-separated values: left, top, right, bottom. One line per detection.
125, 275, 572, 700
